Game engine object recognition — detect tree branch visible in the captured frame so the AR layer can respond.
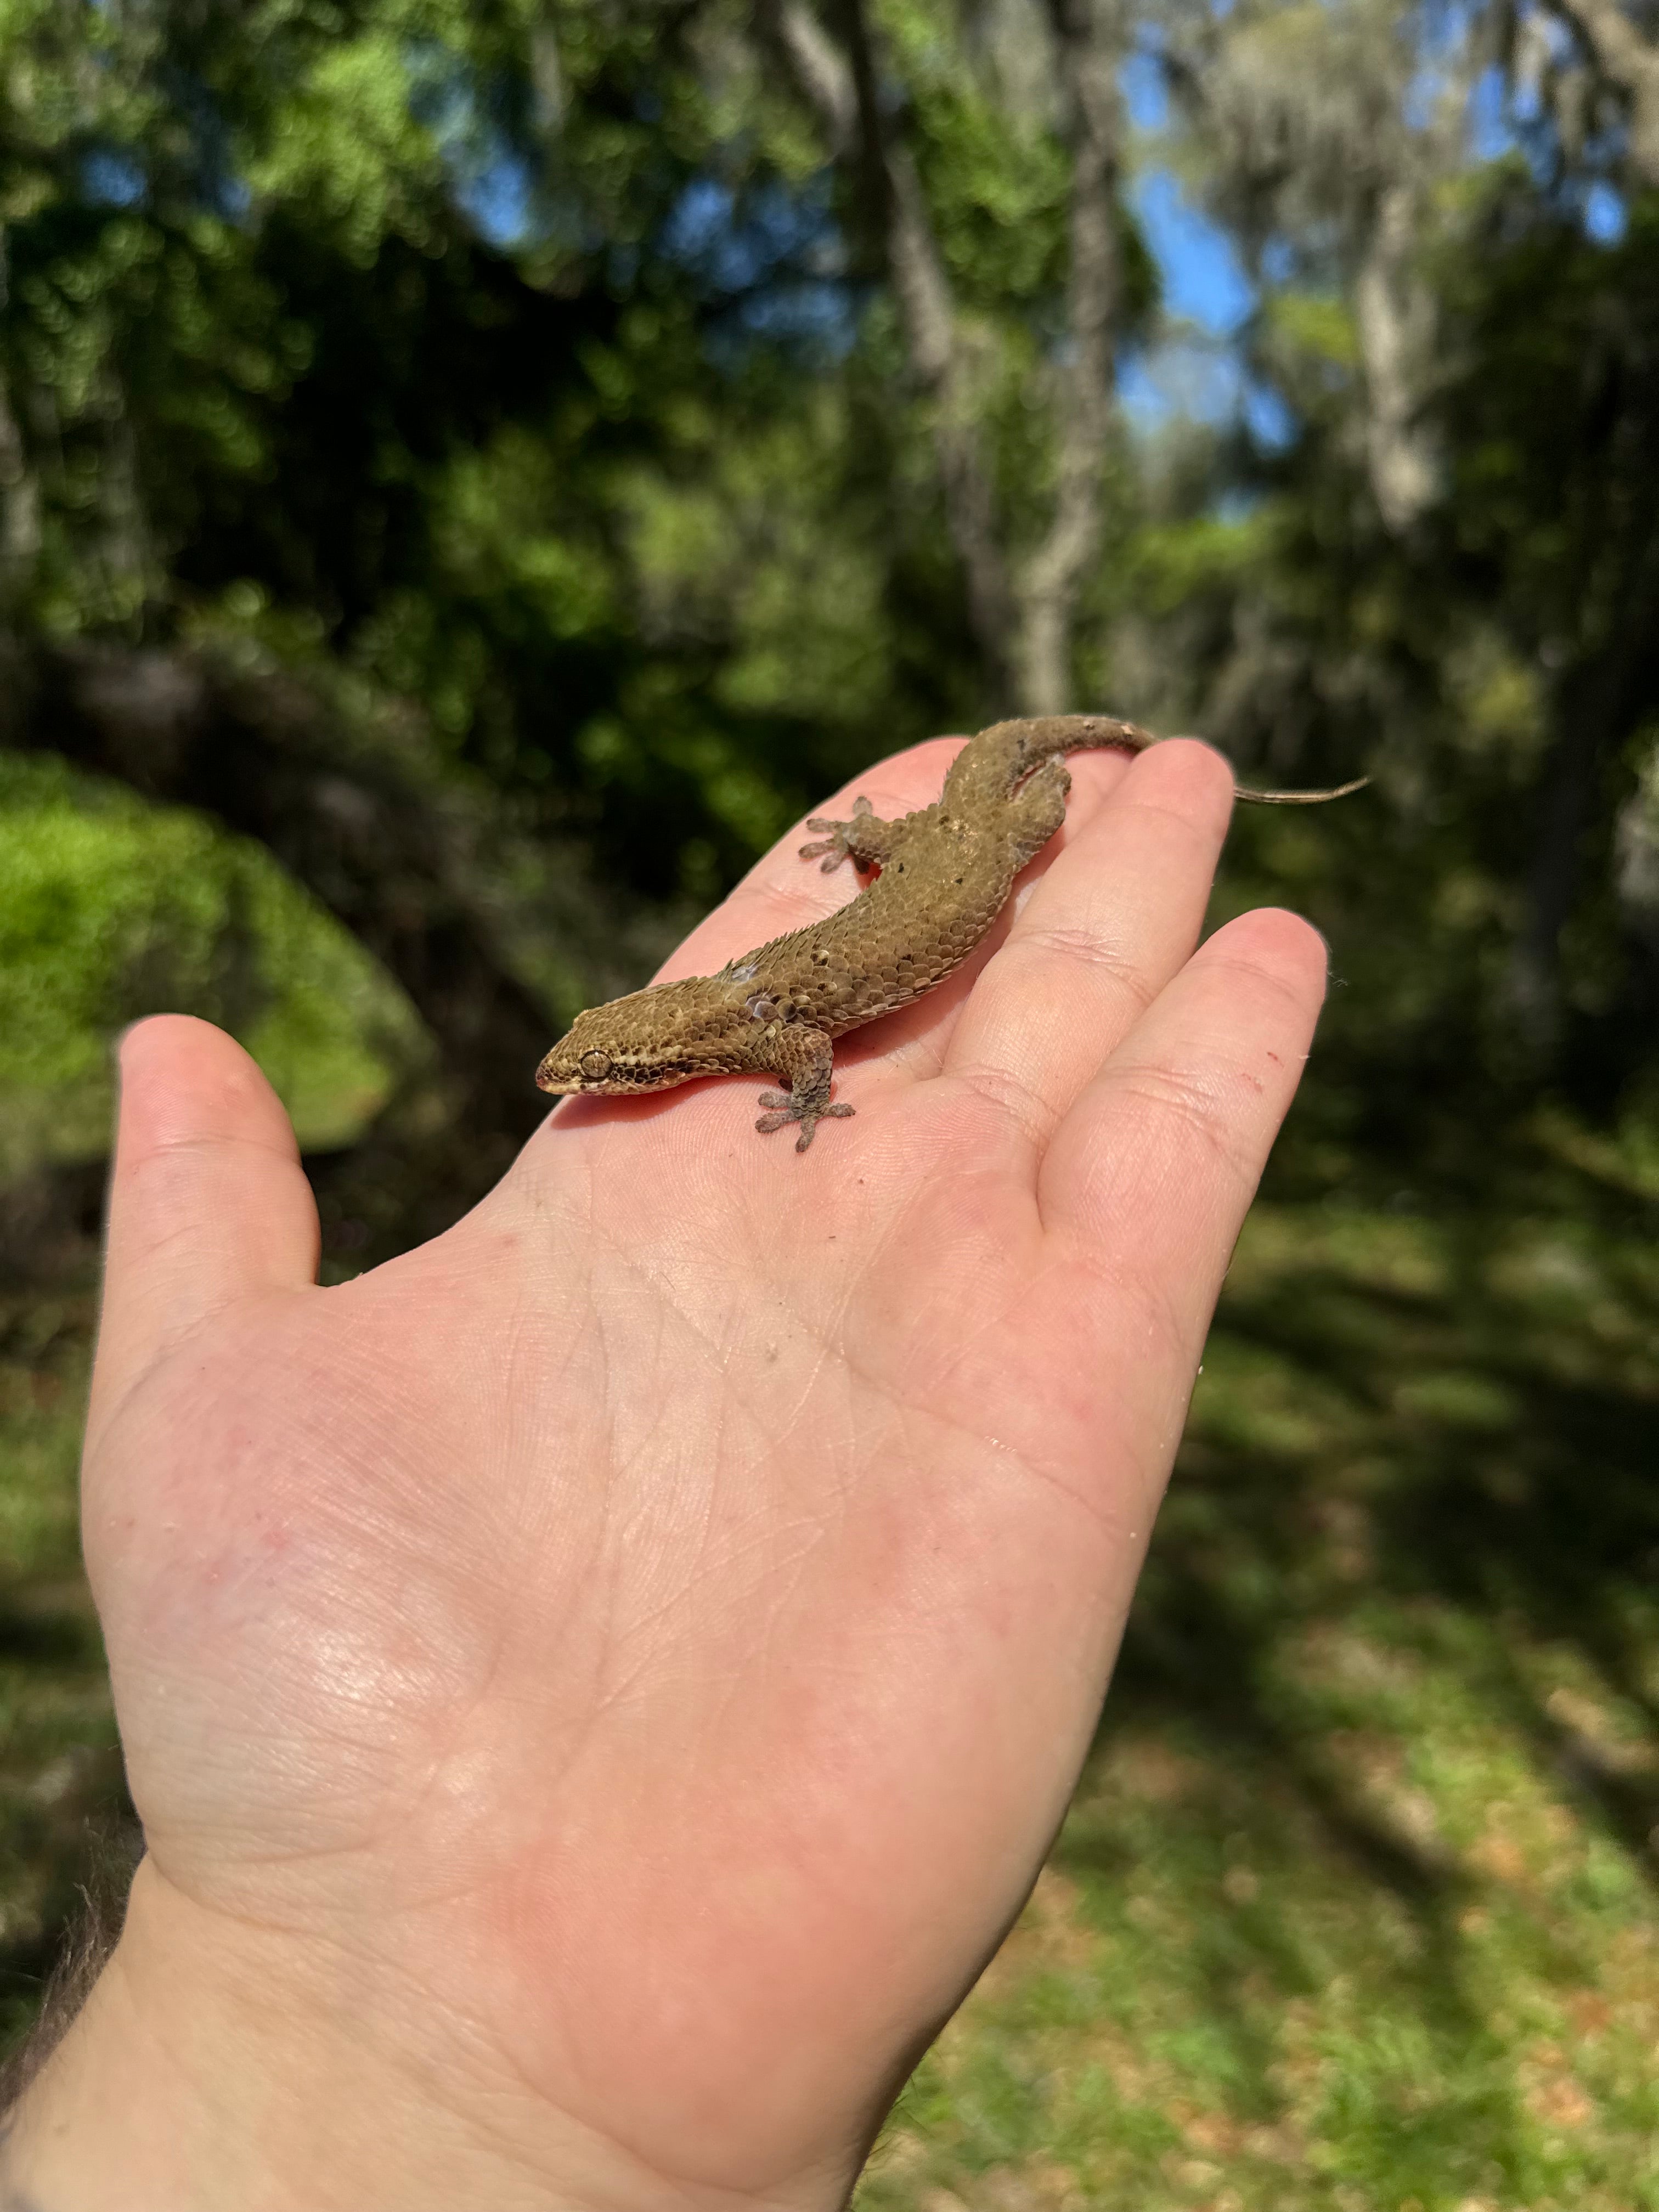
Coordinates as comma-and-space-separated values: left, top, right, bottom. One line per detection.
763, 0, 1018, 703
0, 374, 41, 615
1546, 0, 1659, 184
1353, 182, 1439, 533
760, 0, 1135, 714
765, 0, 856, 146
1017, 0, 1125, 714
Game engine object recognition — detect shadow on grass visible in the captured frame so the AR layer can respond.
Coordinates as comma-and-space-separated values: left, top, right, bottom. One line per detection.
1058, 1137, 1659, 2139
0, 1278, 137, 2065
0, 1582, 133, 2057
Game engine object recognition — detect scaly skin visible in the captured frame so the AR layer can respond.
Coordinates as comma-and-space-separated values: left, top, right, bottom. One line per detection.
534, 714, 1364, 1148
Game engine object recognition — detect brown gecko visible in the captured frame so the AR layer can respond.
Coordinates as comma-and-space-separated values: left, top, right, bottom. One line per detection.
534, 715, 1364, 1149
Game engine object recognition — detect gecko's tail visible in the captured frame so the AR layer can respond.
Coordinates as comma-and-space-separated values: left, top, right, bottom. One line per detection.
1231, 773, 1370, 805
941, 714, 1367, 811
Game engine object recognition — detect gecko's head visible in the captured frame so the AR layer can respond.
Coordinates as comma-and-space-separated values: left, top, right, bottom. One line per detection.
534, 982, 714, 1097
534, 1003, 642, 1096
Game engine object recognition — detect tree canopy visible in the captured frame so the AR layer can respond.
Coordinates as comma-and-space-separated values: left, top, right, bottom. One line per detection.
1, 0, 1657, 1232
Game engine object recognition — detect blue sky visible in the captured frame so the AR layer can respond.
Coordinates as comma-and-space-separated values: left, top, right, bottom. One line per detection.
1120, 165, 1267, 437
1115, 44, 1269, 437
1113, 44, 1629, 433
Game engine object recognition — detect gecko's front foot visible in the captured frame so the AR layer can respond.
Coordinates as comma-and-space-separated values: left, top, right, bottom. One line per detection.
755, 1090, 856, 1152
799, 795, 876, 873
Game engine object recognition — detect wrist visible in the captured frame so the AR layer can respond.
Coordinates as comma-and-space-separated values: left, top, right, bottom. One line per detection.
2, 1860, 829, 2212
2, 1859, 526, 2211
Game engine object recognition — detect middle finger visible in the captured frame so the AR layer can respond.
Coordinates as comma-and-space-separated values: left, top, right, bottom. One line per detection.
939, 739, 1237, 1149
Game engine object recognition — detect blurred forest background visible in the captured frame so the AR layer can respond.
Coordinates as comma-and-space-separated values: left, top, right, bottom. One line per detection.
2, 0, 1658, 2201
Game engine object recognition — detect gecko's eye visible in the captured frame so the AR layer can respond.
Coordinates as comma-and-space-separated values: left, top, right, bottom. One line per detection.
579, 1049, 612, 1082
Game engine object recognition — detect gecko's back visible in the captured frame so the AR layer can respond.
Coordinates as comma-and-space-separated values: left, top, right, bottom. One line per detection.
738, 717, 1141, 1032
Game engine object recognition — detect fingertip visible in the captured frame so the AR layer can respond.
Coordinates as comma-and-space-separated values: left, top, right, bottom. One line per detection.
1039, 901, 1333, 1243
1070, 737, 1233, 854
1134, 735, 1238, 802
1200, 907, 1331, 1005
93, 1019, 318, 1432
115, 1014, 302, 1167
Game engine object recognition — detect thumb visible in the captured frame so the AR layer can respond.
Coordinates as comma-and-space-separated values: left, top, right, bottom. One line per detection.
88, 1016, 319, 1437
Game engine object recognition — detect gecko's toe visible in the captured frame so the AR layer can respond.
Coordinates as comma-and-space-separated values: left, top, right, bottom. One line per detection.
755, 1091, 856, 1147
792, 1102, 856, 1150
800, 833, 853, 871
799, 800, 872, 871
799, 792, 884, 874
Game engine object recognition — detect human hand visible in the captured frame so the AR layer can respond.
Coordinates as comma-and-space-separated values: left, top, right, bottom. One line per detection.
5, 737, 1326, 2211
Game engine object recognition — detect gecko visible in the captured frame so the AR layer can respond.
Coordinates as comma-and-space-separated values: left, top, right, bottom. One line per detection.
534, 714, 1365, 1150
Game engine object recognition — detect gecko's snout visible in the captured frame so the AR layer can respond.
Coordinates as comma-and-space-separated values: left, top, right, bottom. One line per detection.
535, 1039, 616, 1094
534, 1042, 577, 1093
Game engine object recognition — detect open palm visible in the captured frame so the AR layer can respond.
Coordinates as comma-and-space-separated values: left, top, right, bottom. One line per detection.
67, 735, 1325, 2210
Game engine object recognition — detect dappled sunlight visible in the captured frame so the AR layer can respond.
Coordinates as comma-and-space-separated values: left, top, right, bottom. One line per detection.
859, 1148, 1659, 2209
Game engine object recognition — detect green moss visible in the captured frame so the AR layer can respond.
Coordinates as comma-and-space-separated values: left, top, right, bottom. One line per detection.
0, 754, 422, 1175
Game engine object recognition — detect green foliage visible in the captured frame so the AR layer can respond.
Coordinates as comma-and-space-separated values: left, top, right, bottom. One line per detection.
0, 755, 420, 1174
0, 0, 936, 900
1187, 174, 1659, 1134
887, 1, 1072, 307
1438, 180, 1659, 673
1, 0, 1658, 2187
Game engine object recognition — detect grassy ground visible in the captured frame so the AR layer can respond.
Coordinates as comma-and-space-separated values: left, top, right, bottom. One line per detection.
1, 1122, 1656, 2207
0, 1284, 126, 2053
860, 1117, 1659, 2211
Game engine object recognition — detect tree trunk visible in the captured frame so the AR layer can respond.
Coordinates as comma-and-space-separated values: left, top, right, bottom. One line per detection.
761, 0, 1126, 715
1547, 0, 1659, 185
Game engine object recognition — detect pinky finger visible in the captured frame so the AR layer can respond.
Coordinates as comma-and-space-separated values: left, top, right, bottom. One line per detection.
1037, 910, 1328, 1317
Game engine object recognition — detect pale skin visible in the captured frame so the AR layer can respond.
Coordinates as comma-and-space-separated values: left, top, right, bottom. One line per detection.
2, 736, 1328, 2212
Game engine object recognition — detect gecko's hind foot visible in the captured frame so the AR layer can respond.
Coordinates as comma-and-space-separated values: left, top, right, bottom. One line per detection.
755, 1091, 856, 1151
799, 795, 875, 873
